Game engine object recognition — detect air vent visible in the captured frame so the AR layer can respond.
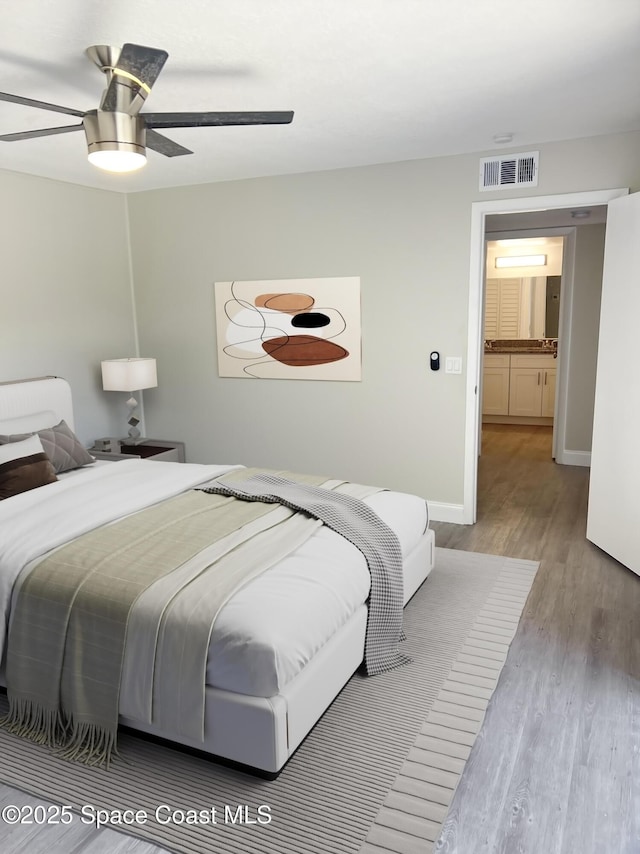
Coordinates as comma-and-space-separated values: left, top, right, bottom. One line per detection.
479, 151, 539, 191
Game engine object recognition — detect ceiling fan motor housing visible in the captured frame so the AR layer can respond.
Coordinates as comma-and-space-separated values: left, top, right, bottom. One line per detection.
83, 110, 145, 157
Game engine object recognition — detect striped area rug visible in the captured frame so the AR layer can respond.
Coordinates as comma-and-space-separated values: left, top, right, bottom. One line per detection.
0, 548, 538, 854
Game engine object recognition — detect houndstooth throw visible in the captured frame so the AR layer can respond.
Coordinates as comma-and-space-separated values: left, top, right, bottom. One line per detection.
200, 473, 410, 675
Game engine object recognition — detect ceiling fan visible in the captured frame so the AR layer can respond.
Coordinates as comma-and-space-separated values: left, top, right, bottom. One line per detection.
0, 42, 294, 173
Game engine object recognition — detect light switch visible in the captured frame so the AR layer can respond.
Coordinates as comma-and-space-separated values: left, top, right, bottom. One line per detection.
445, 356, 463, 374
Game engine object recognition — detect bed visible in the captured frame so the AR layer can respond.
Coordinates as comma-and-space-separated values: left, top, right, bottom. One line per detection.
0, 376, 435, 775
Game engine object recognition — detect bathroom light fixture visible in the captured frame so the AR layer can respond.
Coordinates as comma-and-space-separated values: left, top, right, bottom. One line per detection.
496, 238, 547, 246
495, 254, 547, 268
101, 357, 157, 439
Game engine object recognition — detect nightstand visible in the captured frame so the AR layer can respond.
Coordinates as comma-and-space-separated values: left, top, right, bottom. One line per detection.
90, 438, 185, 463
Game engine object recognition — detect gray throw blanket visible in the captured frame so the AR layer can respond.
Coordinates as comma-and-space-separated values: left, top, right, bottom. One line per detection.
201, 472, 410, 676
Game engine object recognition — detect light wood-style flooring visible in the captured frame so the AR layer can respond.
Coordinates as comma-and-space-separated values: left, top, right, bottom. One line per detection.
432, 424, 640, 853
1, 424, 638, 853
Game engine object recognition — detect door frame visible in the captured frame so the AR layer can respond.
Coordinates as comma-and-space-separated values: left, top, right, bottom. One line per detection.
463, 187, 628, 524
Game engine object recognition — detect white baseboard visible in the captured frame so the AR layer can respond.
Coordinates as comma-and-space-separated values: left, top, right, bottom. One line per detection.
556, 449, 591, 467
428, 501, 467, 524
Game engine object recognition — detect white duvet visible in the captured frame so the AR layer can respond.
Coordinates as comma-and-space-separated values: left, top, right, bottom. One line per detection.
0, 459, 428, 698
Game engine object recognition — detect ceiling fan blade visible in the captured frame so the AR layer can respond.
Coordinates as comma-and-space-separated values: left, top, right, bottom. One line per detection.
146, 128, 193, 158
0, 91, 85, 118
0, 123, 84, 142
101, 43, 169, 114
117, 43, 169, 89
143, 110, 295, 129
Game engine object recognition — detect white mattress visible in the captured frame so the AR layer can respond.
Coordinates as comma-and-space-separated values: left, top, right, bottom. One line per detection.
206, 488, 428, 695
0, 459, 428, 698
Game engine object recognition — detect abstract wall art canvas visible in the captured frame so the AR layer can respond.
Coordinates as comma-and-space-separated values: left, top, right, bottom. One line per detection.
214, 277, 361, 380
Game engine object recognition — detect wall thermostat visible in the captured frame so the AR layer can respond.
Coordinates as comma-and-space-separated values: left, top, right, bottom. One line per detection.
430, 351, 440, 371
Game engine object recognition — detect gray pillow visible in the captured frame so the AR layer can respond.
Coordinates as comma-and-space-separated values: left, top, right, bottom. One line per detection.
0, 419, 95, 474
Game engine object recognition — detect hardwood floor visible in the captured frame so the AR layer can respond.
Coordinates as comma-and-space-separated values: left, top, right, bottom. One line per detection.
432, 424, 640, 854
1, 424, 637, 853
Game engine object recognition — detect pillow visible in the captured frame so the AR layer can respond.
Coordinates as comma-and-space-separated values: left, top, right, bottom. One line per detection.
0, 419, 95, 474
0, 435, 58, 500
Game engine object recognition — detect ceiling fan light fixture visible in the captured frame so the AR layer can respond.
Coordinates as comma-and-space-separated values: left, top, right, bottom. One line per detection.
0, 42, 295, 174
88, 147, 147, 172
83, 110, 146, 172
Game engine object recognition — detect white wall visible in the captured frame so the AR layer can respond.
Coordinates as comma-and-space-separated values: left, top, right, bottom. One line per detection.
0, 169, 136, 445
127, 160, 471, 505
128, 131, 640, 513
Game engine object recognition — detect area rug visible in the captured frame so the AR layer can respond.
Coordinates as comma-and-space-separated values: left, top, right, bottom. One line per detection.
0, 548, 538, 854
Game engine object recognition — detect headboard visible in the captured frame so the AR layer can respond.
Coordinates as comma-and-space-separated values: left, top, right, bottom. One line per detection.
0, 377, 75, 433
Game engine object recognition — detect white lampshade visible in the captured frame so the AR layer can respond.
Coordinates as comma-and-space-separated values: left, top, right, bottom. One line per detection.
101, 358, 158, 392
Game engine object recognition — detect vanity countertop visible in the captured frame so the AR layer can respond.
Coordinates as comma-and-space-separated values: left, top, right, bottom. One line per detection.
484, 339, 558, 355
484, 346, 553, 354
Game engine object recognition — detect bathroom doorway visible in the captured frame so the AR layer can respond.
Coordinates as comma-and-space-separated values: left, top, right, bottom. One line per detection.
480, 231, 565, 462
462, 187, 624, 525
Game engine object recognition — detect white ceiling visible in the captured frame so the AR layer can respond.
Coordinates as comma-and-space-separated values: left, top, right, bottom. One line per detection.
1, 0, 639, 193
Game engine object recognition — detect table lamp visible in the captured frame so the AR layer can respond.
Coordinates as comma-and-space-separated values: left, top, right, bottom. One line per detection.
101, 357, 157, 441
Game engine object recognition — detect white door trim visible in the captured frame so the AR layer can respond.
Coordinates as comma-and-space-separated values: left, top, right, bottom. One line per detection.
464, 187, 629, 524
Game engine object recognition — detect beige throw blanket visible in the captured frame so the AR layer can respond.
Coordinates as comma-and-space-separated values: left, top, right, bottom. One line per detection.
1, 469, 378, 766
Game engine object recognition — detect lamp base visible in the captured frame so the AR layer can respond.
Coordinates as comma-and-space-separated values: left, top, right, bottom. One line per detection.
125, 395, 141, 441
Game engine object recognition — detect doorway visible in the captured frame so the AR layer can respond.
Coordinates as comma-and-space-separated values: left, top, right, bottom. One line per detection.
463, 187, 628, 524
480, 230, 566, 463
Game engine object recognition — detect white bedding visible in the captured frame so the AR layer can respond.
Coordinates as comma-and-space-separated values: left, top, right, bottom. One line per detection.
0, 459, 428, 698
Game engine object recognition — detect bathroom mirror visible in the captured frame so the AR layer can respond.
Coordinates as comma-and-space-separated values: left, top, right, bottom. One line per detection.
485, 236, 563, 340
484, 276, 561, 340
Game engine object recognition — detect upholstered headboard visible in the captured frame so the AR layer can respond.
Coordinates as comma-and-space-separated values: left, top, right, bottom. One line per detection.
0, 377, 75, 433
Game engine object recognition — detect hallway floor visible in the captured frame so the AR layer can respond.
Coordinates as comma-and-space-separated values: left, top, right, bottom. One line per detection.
431, 424, 639, 853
